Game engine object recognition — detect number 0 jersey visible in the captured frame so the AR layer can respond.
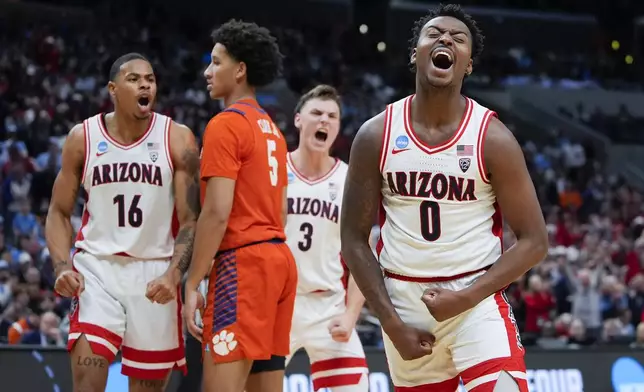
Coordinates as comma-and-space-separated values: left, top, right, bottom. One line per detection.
377, 95, 503, 278
285, 154, 348, 294
74, 112, 176, 259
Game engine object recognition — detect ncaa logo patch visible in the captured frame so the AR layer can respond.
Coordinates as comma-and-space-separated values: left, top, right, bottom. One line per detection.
395, 135, 409, 149
459, 158, 471, 173
287, 171, 296, 184
97, 141, 108, 153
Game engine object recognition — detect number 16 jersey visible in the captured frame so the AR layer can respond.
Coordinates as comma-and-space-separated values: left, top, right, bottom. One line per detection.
285, 154, 348, 294
74, 112, 176, 259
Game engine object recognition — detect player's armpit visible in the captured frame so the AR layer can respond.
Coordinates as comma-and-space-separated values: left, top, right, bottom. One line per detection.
185, 177, 235, 289
340, 113, 402, 334
281, 186, 288, 227
45, 124, 86, 277
463, 117, 548, 305
167, 122, 200, 280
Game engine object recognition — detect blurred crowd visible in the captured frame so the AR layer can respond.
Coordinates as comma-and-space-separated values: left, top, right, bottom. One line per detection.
1, 10, 644, 351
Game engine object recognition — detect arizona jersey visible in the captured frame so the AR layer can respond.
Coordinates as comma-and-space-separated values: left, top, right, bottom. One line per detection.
75, 112, 175, 259
377, 95, 502, 278
285, 154, 347, 294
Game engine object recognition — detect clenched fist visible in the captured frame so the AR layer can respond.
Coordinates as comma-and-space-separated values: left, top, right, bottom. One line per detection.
54, 270, 85, 297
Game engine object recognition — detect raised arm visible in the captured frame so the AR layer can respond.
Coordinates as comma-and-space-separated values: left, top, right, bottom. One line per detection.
341, 114, 434, 360
425, 117, 548, 321
145, 122, 200, 304
46, 124, 86, 296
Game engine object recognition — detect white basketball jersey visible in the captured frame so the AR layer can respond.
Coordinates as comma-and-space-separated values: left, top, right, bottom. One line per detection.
74, 112, 175, 259
285, 154, 347, 294
378, 95, 502, 278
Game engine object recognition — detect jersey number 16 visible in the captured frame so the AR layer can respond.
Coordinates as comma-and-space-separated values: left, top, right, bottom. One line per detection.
113, 194, 143, 227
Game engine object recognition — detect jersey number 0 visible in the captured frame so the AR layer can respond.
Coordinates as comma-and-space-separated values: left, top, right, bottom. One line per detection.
419, 200, 441, 241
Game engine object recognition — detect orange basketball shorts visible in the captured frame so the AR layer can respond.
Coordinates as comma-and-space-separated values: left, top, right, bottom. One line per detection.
202, 239, 297, 363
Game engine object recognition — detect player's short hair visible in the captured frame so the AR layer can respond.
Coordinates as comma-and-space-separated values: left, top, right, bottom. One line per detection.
294, 85, 342, 115
409, 3, 485, 66
211, 19, 283, 88
109, 53, 151, 81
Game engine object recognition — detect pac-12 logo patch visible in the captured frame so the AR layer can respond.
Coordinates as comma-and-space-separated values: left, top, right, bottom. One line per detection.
328, 181, 338, 200
395, 135, 409, 149
149, 151, 158, 162
459, 158, 471, 173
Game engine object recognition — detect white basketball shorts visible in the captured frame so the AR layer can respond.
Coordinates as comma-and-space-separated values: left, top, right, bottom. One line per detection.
67, 250, 186, 379
382, 269, 528, 392
288, 290, 368, 391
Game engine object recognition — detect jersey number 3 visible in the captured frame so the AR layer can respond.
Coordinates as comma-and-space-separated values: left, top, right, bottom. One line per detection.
113, 194, 143, 227
266, 139, 278, 186
419, 200, 441, 241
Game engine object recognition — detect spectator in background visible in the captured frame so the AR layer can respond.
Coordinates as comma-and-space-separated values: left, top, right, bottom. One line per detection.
568, 318, 595, 347
12, 199, 38, 239
523, 274, 555, 336
570, 268, 602, 337
630, 323, 644, 349
20, 311, 64, 347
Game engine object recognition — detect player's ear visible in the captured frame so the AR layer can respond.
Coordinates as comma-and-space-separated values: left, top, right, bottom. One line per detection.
466, 58, 473, 76
236, 61, 247, 82
410, 48, 417, 66
107, 81, 117, 100
294, 113, 301, 130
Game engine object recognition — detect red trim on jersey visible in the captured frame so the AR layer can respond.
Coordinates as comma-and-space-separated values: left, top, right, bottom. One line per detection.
74, 196, 91, 243
393, 376, 460, 391
379, 104, 393, 172
376, 199, 386, 258
80, 119, 90, 182
383, 265, 490, 283
402, 95, 473, 155
287, 153, 340, 185
164, 116, 174, 172
311, 357, 367, 374
97, 112, 157, 150
491, 201, 503, 251
476, 110, 497, 184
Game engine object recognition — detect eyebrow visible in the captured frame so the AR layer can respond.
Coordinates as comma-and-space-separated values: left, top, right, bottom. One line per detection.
124, 72, 155, 78
426, 26, 468, 36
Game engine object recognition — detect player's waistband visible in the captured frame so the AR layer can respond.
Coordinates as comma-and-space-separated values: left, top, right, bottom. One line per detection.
216, 238, 284, 258
383, 264, 492, 283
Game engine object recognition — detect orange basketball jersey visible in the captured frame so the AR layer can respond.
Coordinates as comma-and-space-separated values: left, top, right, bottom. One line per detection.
200, 98, 288, 251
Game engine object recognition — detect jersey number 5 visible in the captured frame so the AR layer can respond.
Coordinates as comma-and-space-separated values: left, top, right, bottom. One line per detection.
419, 200, 441, 241
113, 194, 143, 227
266, 139, 278, 187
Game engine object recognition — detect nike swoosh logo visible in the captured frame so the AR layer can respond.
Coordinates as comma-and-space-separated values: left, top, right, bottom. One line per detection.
391, 148, 410, 155
96, 151, 107, 157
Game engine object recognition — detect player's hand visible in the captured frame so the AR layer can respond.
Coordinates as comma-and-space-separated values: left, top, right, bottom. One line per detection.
54, 270, 85, 297
386, 322, 435, 361
183, 288, 204, 342
327, 313, 355, 343
421, 287, 474, 322
145, 271, 179, 304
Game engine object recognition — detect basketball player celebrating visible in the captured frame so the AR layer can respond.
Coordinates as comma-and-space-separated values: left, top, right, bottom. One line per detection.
46, 53, 199, 391
285, 85, 368, 391
341, 5, 548, 392
183, 20, 296, 392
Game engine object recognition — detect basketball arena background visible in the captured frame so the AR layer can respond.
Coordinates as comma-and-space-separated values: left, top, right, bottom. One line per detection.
2, 0, 644, 391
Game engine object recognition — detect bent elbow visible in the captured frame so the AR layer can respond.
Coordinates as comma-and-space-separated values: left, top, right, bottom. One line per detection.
530, 232, 549, 264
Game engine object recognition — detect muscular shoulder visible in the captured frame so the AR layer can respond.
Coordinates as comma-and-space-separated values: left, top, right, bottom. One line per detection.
353, 110, 387, 152
64, 123, 87, 165
483, 116, 524, 179
206, 110, 252, 135
169, 121, 198, 168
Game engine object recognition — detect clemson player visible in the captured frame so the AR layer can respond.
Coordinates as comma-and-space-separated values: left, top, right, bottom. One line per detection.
183, 20, 296, 392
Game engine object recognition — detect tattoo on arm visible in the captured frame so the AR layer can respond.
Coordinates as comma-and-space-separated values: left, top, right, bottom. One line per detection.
172, 147, 201, 274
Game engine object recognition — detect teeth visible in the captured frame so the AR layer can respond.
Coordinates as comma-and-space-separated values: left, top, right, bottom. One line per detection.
433, 50, 452, 62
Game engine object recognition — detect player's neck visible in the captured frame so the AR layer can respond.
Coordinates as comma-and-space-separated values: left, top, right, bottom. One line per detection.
291, 148, 335, 179
223, 87, 256, 108
414, 81, 463, 128
105, 111, 152, 144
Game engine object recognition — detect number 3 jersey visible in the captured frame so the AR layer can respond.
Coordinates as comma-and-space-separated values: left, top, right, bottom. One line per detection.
377, 95, 503, 278
285, 154, 348, 294
74, 112, 175, 259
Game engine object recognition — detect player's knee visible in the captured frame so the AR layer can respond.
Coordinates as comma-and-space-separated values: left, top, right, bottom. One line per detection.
492, 371, 520, 392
